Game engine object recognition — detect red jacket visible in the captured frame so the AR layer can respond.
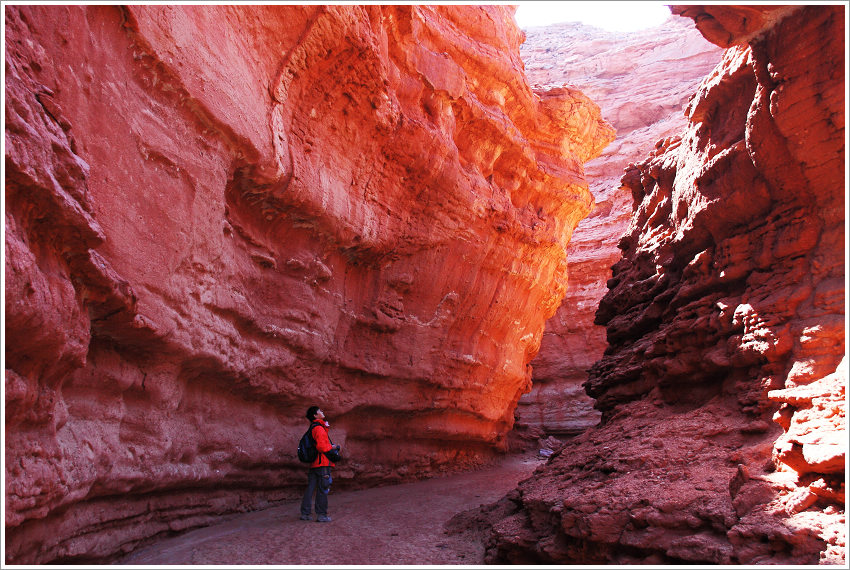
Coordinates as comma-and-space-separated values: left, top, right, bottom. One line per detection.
310, 421, 336, 468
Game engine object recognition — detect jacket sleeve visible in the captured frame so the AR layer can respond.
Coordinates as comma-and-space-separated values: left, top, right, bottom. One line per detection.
312, 424, 333, 453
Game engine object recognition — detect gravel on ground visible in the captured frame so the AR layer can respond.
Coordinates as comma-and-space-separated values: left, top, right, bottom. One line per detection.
119, 453, 542, 566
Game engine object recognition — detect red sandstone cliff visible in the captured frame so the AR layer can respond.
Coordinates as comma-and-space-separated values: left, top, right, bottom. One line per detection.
461, 5, 846, 564
4, 4, 614, 563
514, 16, 722, 441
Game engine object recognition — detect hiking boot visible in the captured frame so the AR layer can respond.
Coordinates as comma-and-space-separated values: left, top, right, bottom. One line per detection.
317, 515, 332, 522
299, 514, 311, 521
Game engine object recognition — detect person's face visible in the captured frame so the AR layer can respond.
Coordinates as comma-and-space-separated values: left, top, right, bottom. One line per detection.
315, 409, 326, 420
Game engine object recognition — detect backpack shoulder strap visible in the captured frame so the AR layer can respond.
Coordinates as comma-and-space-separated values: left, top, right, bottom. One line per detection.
310, 420, 332, 445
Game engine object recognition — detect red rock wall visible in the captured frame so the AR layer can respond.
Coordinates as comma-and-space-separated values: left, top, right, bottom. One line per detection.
3, 5, 613, 563
470, 5, 846, 564
514, 16, 722, 441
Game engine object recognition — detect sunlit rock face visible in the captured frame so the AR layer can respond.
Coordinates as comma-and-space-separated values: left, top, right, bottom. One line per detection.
3, 4, 614, 563
471, 5, 846, 564
513, 16, 722, 441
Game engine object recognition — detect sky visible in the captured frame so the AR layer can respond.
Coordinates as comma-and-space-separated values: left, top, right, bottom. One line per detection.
513, 1, 672, 31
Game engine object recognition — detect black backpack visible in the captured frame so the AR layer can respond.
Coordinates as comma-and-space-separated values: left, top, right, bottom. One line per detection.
297, 421, 322, 463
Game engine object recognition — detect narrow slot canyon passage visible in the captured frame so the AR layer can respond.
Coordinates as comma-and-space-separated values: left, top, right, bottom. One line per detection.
4, 3, 845, 566
512, 11, 725, 447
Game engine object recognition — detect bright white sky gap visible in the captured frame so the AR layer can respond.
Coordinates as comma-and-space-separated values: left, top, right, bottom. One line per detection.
514, 1, 672, 31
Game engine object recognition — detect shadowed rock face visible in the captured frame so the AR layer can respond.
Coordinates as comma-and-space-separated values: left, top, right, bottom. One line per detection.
3, 5, 613, 564
467, 5, 846, 564
514, 15, 722, 441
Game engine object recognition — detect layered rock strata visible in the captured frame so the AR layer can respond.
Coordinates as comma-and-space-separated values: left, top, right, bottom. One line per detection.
464, 5, 846, 564
4, 5, 613, 563
514, 16, 722, 440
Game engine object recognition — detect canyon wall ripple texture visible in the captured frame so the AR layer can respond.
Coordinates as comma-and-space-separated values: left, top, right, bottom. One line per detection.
3, 5, 613, 563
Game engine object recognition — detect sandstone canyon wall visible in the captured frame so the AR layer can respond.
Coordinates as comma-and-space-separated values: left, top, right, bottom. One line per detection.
514, 16, 723, 441
464, 5, 846, 564
4, 5, 614, 563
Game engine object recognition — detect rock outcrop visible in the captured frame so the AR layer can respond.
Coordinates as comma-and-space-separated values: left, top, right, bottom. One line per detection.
465, 5, 846, 564
4, 5, 613, 563
513, 16, 722, 441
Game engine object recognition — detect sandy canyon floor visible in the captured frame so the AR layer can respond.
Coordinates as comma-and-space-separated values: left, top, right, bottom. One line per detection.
119, 453, 541, 565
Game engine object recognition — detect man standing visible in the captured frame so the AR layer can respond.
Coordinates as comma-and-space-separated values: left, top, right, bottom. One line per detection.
300, 406, 340, 522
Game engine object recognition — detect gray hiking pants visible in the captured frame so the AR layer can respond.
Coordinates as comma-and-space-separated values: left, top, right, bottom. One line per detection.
301, 466, 332, 516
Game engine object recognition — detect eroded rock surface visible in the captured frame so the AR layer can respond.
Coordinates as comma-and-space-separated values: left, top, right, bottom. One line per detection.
514, 16, 722, 441
467, 5, 846, 564
4, 5, 613, 563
